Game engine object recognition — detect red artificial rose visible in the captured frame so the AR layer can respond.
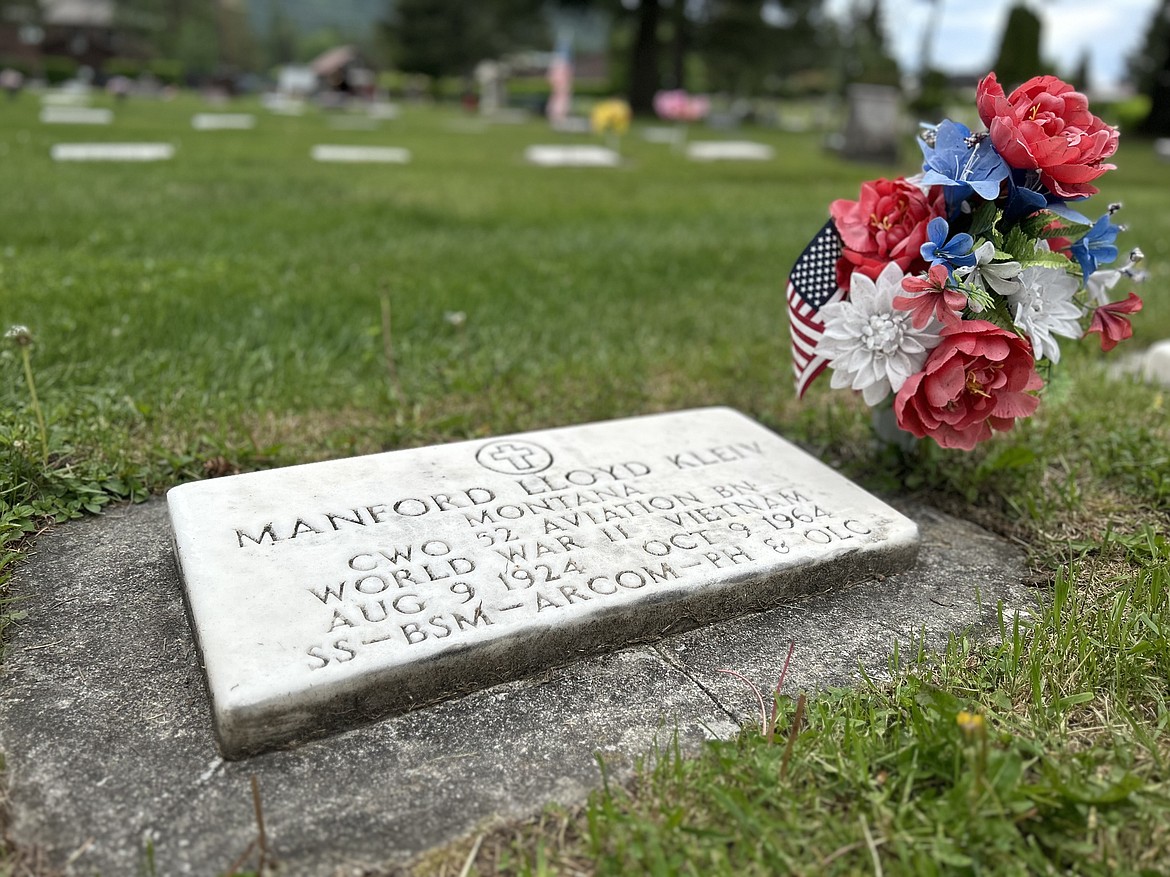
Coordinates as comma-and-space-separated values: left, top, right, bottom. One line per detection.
894, 320, 1043, 450
829, 177, 944, 291
1086, 292, 1143, 351
976, 72, 1119, 199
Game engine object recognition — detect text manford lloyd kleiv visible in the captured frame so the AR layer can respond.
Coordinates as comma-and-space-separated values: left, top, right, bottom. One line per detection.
167, 408, 920, 758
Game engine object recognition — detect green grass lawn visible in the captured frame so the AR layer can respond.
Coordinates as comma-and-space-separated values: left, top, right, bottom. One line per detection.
1, 92, 1168, 875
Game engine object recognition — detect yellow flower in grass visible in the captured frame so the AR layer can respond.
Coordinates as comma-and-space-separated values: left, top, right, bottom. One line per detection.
957, 710, 985, 736
591, 99, 631, 136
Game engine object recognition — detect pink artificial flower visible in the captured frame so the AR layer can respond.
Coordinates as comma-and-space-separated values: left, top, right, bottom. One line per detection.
894, 320, 1044, 450
1086, 292, 1143, 351
829, 178, 944, 291
893, 264, 967, 329
976, 72, 1119, 199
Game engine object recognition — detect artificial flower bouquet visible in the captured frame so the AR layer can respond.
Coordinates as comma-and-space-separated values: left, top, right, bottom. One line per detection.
787, 72, 1146, 450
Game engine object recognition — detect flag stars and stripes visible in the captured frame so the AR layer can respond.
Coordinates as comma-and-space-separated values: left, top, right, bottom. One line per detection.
786, 221, 846, 397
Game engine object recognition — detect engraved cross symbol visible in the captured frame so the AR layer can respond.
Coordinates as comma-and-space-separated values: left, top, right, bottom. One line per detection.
488, 443, 540, 472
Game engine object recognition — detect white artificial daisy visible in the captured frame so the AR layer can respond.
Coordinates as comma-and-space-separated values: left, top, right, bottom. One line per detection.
954, 241, 1023, 307
815, 262, 943, 406
1005, 266, 1083, 363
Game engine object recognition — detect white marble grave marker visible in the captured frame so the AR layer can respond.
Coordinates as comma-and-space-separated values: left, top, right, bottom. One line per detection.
192, 113, 256, 130
169, 408, 918, 758
524, 145, 620, 167
686, 140, 775, 161
40, 106, 113, 125
641, 125, 685, 144
51, 143, 174, 162
40, 90, 91, 107
310, 145, 411, 163
367, 102, 400, 120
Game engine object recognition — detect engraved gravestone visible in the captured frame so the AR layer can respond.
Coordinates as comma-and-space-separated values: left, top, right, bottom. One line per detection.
168, 408, 919, 758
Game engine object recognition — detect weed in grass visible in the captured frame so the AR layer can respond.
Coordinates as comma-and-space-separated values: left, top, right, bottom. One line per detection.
716, 639, 798, 743
4, 326, 46, 466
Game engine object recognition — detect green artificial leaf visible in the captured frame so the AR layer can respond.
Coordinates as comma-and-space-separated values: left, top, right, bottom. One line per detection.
1019, 248, 1074, 271
968, 201, 1000, 241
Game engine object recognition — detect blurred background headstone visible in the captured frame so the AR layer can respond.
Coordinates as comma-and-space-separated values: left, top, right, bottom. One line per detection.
840, 83, 902, 164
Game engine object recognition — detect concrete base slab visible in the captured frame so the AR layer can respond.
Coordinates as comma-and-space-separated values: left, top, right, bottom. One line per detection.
0, 498, 1031, 875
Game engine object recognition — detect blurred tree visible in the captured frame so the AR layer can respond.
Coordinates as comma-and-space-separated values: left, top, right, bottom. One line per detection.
622, 0, 833, 106
991, 2, 1043, 88
1069, 48, 1089, 92
297, 26, 345, 63
765, 0, 836, 89
265, 0, 299, 66
842, 0, 899, 86
1132, 0, 1170, 135
696, 0, 774, 95
385, 0, 547, 80
115, 0, 222, 77
626, 0, 661, 113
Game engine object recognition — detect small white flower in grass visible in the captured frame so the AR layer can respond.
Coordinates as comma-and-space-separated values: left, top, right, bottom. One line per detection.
4, 324, 33, 347
1005, 266, 1082, 363
815, 262, 943, 406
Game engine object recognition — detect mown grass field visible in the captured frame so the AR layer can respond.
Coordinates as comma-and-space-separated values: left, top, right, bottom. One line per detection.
1, 91, 1168, 875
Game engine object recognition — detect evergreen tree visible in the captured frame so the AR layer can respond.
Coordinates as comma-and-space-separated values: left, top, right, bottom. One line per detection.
627, 0, 662, 114
385, 0, 546, 80
845, 0, 899, 87
1127, 0, 1169, 135
991, 2, 1043, 88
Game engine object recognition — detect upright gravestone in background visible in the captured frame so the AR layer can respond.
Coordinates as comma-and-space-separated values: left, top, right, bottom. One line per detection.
169, 408, 919, 759
840, 83, 903, 164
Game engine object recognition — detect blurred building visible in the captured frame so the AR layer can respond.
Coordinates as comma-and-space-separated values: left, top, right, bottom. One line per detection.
0, 0, 156, 77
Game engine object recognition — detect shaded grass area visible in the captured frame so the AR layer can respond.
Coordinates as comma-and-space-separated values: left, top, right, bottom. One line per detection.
1, 94, 1169, 875
417, 533, 1170, 877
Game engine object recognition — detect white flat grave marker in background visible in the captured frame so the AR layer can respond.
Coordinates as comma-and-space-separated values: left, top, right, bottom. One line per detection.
310, 145, 411, 164
524, 145, 620, 167
51, 143, 174, 162
263, 94, 306, 116
39, 106, 113, 125
686, 140, 775, 161
40, 90, 90, 107
366, 102, 400, 120
641, 125, 684, 144
192, 113, 256, 130
169, 407, 919, 758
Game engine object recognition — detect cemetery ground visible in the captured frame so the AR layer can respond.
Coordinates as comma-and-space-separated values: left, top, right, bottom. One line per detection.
0, 91, 1168, 875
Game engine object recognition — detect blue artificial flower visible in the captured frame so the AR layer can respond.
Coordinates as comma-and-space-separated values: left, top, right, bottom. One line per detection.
1002, 168, 1072, 225
919, 120, 1010, 202
920, 217, 977, 275
1068, 212, 1120, 280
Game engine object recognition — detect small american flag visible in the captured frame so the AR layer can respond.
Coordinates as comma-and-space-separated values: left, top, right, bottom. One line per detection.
786, 220, 845, 397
